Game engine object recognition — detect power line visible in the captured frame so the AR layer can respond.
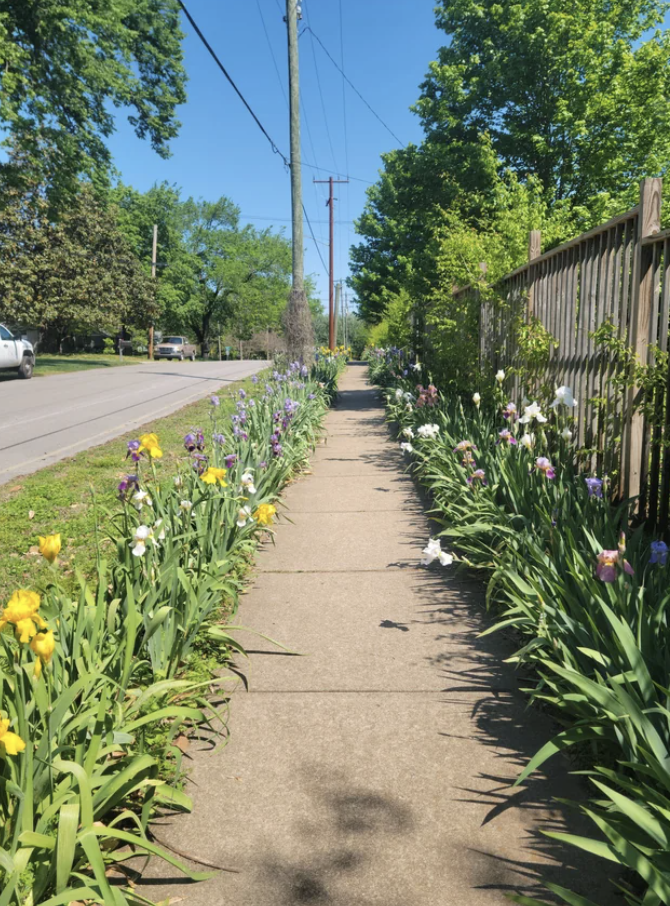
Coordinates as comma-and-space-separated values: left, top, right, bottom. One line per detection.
176, 0, 289, 167
301, 25, 404, 146
255, 0, 289, 109
338, 0, 350, 304
302, 161, 373, 184
303, 204, 329, 273
178, 3, 375, 187
243, 214, 355, 224
176, 0, 361, 285
302, 2, 339, 174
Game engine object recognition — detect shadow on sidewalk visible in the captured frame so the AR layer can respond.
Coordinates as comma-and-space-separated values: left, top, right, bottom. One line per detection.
408, 572, 622, 904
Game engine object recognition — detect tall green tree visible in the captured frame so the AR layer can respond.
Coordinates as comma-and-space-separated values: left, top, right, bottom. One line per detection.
0, 181, 154, 345
416, 0, 670, 206
160, 197, 292, 355
0, 0, 186, 208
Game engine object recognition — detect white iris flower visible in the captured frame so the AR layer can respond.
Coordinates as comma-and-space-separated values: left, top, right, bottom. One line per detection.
131, 524, 152, 557
519, 402, 547, 424
240, 471, 257, 495
421, 538, 453, 567
236, 506, 253, 528
551, 386, 576, 408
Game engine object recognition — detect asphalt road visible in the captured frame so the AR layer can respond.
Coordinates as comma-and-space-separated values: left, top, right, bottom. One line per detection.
0, 360, 268, 486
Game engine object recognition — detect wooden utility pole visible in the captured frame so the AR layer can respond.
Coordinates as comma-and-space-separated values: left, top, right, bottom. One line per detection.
334, 281, 342, 347
314, 175, 349, 349
149, 223, 158, 360
286, 0, 303, 296
283, 0, 313, 359
343, 290, 348, 351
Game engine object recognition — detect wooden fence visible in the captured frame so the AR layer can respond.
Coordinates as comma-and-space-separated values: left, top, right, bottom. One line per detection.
450, 178, 670, 528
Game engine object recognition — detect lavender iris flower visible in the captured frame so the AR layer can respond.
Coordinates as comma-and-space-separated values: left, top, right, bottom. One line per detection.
650, 540, 669, 566
126, 440, 142, 462
585, 477, 604, 498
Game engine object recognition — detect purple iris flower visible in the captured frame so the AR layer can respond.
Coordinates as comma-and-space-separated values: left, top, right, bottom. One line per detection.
126, 440, 142, 462
308, 393, 316, 400
192, 453, 208, 475
224, 453, 238, 469
467, 469, 487, 486
266, 383, 274, 394
259, 460, 268, 469
248, 399, 256, 408
650, 540, 669, 566
270, 433, 280, 444
117, 474, 140, 501
239, 389, 247, 400
184, 431, 205, 453
585, 477, 604, 498
535, 457, 556, 480
252, 375, 259, 384
272, 442, 283, 457
301, 365, 309, 378
497, 429, 517, 446
210, 395, 220, 407
213, 433, 225, 445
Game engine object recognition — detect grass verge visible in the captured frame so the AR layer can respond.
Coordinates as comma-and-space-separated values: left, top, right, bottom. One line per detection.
0, 370, 266, 598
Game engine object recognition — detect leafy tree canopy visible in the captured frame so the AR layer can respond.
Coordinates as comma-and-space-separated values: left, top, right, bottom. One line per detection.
0, 0, 186, 209
113, 185, 294, 353
351, 0, 670, 331
416, 0, 670, 205
0, 180, 155, 343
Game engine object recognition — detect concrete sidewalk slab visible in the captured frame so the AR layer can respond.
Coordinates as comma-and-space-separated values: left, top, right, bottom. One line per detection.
232, 571, 515, 693
283, 474, 419, 513
136, 364, 618, 906
256, 510, 427, 572
138, 694, 614, 906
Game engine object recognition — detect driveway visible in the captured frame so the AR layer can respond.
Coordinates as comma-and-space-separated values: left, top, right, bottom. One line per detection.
0, 360, 268, 486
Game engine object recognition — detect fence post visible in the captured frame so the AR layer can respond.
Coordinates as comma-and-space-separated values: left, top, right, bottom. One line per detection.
478, 263, 488, 369
527, 230, 542, 318
625, 177, 662, 507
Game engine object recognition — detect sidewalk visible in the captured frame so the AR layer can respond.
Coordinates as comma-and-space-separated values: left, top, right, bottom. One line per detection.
137, 364, 616, 906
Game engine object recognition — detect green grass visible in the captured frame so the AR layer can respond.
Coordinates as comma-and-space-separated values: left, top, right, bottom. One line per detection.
0, 371, 266, 599
0, 352, 151, 381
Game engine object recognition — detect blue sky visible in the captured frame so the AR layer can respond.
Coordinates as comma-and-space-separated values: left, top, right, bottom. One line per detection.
106, 0, 441, 312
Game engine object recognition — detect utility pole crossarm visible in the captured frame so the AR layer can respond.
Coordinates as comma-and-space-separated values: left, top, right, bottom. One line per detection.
313, 176, 349, 350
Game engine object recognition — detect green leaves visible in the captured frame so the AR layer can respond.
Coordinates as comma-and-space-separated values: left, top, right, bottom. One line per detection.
0, 182, 154, 337
0, 0, 187, 207
377, 363, 670, 904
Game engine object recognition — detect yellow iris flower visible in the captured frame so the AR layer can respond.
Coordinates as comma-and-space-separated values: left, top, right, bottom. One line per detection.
0, 718, 25, 756
201, 467, 228, 487
30, 630, 56, 679
38, 534, 61, 563
139, 433, 163, 459
0, 590, 46, 643
254, 503, 277, 526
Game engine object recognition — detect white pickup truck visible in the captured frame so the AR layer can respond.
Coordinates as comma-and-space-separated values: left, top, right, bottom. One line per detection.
0, 324, 35, 379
